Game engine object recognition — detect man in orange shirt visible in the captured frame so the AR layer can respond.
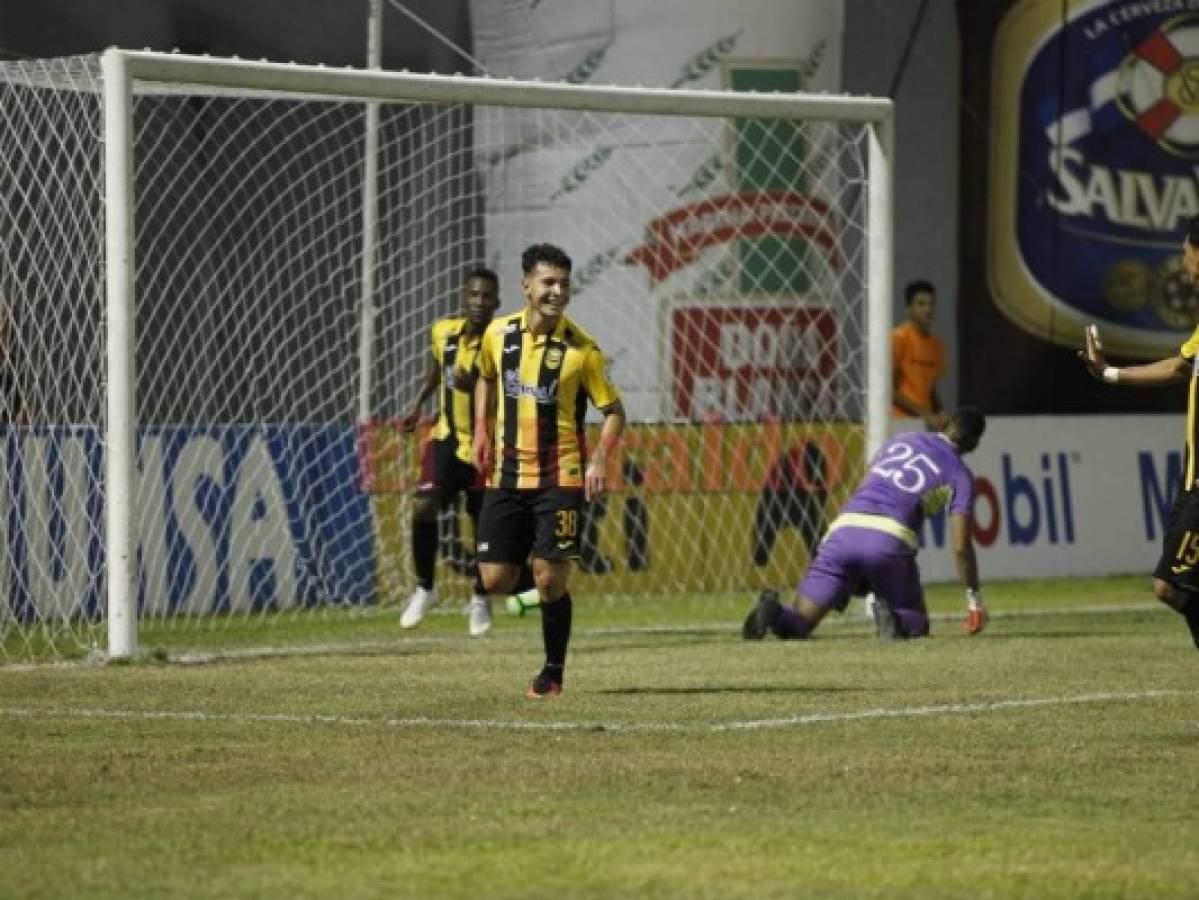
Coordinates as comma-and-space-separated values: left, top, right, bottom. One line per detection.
891, 279, 948, 429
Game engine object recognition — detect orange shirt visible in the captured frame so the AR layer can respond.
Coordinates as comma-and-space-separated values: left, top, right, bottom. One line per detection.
891, 322, 946, 418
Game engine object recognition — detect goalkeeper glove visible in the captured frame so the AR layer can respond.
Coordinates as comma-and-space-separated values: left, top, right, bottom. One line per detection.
963, 588, 987, 635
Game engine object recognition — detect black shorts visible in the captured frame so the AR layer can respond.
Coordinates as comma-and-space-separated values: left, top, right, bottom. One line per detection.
1154, 487, 1199, 592
417, 438, 484, 502
476, 487, 584, 564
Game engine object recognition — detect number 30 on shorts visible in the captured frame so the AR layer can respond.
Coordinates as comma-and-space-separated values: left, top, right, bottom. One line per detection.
555, 509, 578, 538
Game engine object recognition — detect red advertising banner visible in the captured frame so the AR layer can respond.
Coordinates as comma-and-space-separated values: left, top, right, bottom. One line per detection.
669, 303, 839, 421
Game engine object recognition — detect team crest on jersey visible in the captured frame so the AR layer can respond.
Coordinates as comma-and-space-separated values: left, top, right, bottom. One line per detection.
544, 347, 563, 370
990, 1, 1199, 359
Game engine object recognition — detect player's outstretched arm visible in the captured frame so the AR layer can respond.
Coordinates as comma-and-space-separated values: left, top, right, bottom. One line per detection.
1079, 324, 1188, 387
951, 512, 987, 635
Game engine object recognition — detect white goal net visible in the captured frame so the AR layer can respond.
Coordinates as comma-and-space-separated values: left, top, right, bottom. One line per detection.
0, 51, 891, 662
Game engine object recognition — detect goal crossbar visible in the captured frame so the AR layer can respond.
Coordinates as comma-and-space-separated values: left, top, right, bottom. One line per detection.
109, 49, 894, 121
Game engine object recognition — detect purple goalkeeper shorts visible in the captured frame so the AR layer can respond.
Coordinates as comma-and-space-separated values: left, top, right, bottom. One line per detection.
799, 526, 928, 633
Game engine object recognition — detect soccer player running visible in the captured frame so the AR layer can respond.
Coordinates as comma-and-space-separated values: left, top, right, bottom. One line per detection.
1079, 214, 1199, 650
398, 267, 534, 636
473, 243, 625, 698
742, 407, 989, 641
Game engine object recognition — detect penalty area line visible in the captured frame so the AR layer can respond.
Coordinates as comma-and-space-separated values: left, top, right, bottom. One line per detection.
0, 689, 1183, 735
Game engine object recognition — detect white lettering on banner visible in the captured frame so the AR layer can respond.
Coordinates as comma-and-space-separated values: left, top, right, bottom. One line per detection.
717, 322, 821, 369
25, 437, 91, 620
172, 436, 224, 612
227, 435, 297, 611
1047, 147, 1199, 232
137, 436, 173, 615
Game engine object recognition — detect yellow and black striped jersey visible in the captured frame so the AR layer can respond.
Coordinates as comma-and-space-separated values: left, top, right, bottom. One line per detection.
1182, 326, 1199, 489
430, 316, 484, 465
477, 310, 620, 490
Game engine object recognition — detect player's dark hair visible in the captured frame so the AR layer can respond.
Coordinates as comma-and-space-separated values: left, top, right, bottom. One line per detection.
465, 265, 498, 287
521, 243, 573, 275
904, 279, 935, 305
1187, 216, 1199, 248
950, 405, 986, 443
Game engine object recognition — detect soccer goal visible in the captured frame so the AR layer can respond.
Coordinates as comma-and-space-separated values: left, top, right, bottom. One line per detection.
0, 49, 891, 662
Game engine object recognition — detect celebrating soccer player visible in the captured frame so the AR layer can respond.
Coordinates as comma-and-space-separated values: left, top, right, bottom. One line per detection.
742, 407, 989, 641
1079, 214, 1199, 651
397, 267, 535, 637
472, 243, 625, 698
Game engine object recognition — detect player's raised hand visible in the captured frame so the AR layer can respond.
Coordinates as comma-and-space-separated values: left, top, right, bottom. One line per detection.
1078, 323, 1107, 379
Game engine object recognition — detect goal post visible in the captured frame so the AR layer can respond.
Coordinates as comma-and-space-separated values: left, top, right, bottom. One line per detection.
0, 49, 892, 663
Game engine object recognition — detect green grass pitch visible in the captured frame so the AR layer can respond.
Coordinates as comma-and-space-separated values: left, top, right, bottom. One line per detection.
2, 576, 1198, 898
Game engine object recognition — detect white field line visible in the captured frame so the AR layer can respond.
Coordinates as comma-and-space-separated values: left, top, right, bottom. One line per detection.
0, 602, 1169, 672
0, 689, 1184, 734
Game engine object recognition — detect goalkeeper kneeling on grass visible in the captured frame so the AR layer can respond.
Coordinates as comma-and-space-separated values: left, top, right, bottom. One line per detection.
742, 406, 989, 641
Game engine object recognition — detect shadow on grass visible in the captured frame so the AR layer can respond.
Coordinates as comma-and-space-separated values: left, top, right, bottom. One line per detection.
594, 683, 871, 696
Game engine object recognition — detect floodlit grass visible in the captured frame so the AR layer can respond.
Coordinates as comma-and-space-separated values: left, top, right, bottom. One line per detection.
2, 575, 1198, 898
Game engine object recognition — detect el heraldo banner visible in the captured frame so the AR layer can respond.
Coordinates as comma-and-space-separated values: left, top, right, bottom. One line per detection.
960, 0, 1199, 413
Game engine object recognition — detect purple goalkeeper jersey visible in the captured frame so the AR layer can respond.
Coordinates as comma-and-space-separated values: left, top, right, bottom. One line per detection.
842, 431, 974, 531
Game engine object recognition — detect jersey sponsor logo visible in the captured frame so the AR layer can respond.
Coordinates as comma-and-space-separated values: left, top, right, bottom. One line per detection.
990, 2, 1199, 358
545, 348, 564, 370
503, 369, 559, 403
503, 344, 520, 354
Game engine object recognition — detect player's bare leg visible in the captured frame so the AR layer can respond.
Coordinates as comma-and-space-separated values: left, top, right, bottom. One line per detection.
1152, 578, 1199, 649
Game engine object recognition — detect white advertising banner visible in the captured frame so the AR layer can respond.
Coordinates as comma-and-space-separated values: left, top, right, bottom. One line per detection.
470, 1, 845, 422
906, 415, 1184, 582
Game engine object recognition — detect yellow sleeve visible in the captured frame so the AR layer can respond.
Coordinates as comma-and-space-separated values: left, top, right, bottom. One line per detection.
477, 324, 498, 379
1182, 326, 1199, 360
429, 321, 445, 366
581, 344, 620, 409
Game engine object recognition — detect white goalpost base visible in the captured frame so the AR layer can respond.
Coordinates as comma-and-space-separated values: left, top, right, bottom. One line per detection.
0, 49, 891, 662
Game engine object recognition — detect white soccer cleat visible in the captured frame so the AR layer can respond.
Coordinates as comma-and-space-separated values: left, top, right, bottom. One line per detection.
399, 586, 437, 629
467, 595, 492, 637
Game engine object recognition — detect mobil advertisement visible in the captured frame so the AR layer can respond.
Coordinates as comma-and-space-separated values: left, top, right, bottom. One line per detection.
911, 414, 1181, 580
1, 426, 374, 622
